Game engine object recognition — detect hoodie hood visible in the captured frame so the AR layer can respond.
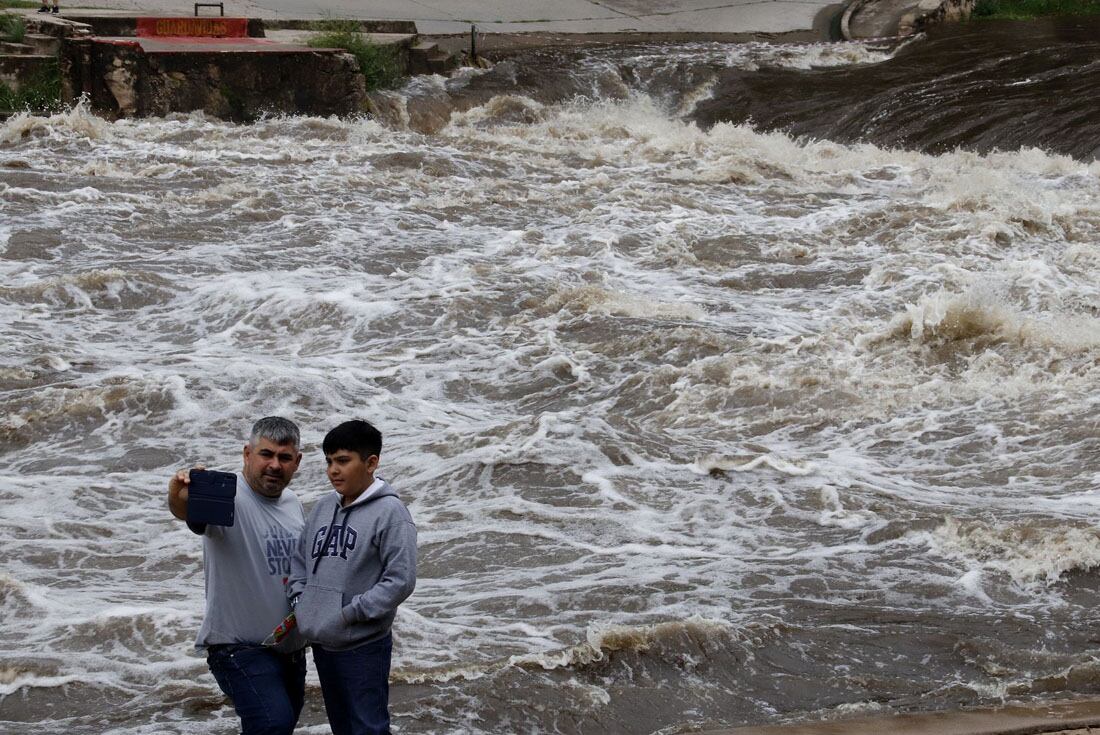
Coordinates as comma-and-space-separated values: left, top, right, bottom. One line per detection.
336, 477, 397, 511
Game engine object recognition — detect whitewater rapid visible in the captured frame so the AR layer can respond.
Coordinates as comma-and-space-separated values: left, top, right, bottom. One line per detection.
2, 37, 1100, 735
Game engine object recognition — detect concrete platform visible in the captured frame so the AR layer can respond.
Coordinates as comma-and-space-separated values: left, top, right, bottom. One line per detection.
9, 0, 959, 41
91, 35, 319, 51
29, 0, 845, 35
84, 26, 415, 53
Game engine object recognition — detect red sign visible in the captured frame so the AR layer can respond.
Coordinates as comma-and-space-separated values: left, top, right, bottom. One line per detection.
136, 17, 249, 38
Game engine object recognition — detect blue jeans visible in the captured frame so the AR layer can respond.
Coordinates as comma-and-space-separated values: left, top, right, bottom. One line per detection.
312, 634, 393, 735
207, 644, 306, 735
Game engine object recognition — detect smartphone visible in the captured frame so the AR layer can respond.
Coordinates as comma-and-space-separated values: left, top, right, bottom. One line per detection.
187, 469, 237, 527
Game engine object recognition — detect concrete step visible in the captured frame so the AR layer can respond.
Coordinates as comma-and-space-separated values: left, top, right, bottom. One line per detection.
25, 14, 92, 39
427, 57, 456, 74
411, 40, 445, 55
409, 40, 457, 75
24, 33, 60, 54
0, 42, 36, 55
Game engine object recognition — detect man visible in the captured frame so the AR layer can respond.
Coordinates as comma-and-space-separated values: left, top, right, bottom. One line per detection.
168, 416, 307, 735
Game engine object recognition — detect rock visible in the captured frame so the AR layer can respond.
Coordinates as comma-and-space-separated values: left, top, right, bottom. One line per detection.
103, 64, 137, 116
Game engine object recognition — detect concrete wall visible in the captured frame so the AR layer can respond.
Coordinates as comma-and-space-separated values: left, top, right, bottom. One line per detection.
64, 15, 265, 37
62, 39, 368, 119
264, 19, 417, 33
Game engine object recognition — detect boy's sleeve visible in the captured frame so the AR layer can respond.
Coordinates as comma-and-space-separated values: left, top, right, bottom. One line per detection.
342, 509, 417, 623
288, 520, 308, 601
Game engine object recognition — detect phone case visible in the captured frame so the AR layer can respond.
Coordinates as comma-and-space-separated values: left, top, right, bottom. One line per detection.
187, 469, 237, 527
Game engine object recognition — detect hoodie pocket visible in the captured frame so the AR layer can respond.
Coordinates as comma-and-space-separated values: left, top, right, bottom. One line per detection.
296, 584, 347, 648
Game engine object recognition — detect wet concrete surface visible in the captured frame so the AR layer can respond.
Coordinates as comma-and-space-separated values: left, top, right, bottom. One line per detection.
705, 699, 1100, 735
43, 0, 845, 35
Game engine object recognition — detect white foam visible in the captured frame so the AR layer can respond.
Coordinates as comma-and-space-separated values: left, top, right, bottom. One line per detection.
871, 285, 1100, 353
953, 569, 993, 602
0, 671, 86, 697
930, 517, 1100, 587
2, 59, 1100, 732
691, 453, 815, 477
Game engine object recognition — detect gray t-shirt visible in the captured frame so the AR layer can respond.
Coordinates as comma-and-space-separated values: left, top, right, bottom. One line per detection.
192, 475, 305, 649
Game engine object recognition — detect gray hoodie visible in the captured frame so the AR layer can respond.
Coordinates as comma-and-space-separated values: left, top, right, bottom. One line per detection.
288, 479, 417, 651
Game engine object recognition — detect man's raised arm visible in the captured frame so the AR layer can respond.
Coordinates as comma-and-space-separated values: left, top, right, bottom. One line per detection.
167, 465, 205, 521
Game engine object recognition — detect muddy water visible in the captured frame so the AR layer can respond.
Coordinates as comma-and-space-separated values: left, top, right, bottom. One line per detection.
2, 27, 1100, 735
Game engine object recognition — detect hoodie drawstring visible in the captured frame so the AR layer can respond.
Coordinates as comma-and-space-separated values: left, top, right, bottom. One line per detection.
312, 501, 343, 576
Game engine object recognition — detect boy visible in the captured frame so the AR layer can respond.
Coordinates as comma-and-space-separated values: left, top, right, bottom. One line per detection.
289, 419, 417, 735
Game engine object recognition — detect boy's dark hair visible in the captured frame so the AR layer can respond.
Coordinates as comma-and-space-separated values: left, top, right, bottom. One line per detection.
323, 419, 382, 460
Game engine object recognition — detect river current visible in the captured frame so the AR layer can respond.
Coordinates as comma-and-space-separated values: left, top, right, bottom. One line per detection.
2, 20, 1100, 735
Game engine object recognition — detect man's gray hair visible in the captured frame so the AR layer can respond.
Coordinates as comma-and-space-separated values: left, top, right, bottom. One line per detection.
249, 416, 301, 450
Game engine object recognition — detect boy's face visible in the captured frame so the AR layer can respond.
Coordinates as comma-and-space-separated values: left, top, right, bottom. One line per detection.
325, 449, 379, 501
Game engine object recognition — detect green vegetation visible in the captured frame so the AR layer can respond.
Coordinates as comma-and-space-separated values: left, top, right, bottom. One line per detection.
1, 11, 26, 41
973, 0, 1100, 19
0, 0, 39, 9
1, 11, 64, 115
0, 59, 62, 114
307, 19, 404, 91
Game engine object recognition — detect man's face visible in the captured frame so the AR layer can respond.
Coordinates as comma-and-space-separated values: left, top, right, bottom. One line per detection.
242, 438, 302, 497
325, 449, 378, 501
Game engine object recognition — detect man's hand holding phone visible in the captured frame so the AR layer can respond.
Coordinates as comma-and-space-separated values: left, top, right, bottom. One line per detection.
168, 465, 205, 521
187, 469, 237, 527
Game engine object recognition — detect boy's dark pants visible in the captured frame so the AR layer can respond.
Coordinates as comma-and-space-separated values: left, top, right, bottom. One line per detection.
313, 633, 393, 735
207, 644, 306, 735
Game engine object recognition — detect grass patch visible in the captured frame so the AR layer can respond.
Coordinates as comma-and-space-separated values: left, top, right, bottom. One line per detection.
973, 0, 1100, 18
0, 58, 62, 114
307, 19, 404, 91
1, 11, 26, 41
0, 0, 39, 8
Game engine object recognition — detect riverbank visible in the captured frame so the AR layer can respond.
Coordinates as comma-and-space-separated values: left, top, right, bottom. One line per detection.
705, 698, 1100, 734
973, 0, 1100, 18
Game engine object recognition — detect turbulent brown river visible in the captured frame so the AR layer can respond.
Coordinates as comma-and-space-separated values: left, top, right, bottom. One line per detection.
3, 17, 1100, 735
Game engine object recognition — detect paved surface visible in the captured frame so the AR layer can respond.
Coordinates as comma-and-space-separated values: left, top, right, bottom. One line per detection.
702, 699, 1100, 735
93, 36, 318, 51
263, 29, 414, 45
49, 0, 842, 35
